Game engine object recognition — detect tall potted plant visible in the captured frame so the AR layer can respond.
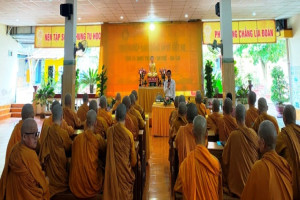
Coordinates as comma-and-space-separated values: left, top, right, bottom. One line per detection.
97, 65, 108, 97
204, 60, 214, 107
271, 66, 289, 118
80, 68, 98, 94
33, 81, 55, 118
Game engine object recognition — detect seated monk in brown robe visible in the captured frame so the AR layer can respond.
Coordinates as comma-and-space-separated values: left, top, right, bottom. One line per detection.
276, 105, 300, 200
41, 101, 74, 140
122, 96, 139, 140
5, 104, 34, 162
222, 104, 259, 197
39, 104, 72, 198
169, 96, 179, 127
111, 93, 121, 114
0, 118, 50, 200
104, 104, 137, 200
63, 93, 83, 129
241, 120, 293, 200
131, 90, 145, 119
170, 102, 187, 140
129, 94, 145, 130
98, 95, 113, 127
207, 99, 223, 135
252, 97, 280, 134
218, 98, 238, 141
89, 100, 109, 138
175, 103, 199, 166
195, 91, 207, 117
77, 93, 89, 122
174, 115, 223, 200
69, 110, 106, 198
245, 91, 259, 128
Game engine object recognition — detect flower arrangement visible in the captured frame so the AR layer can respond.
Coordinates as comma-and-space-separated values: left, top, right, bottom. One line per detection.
159, 68, 166, 84
139, 68, 147, 86
164, 96, 172, 106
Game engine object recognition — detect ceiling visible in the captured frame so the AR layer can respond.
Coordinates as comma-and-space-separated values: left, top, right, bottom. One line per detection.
0, 0, 300, 26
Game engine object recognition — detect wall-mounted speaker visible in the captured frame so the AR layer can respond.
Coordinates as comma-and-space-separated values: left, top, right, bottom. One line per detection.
275, 19, 287, 32
60, 3, 73, 20
215, 2, 220, 17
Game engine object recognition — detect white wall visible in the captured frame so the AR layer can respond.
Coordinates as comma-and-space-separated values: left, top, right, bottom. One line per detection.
0, 24, 20, 106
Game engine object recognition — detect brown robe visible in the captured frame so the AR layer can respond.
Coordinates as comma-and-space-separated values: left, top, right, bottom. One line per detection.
129, 107, 145, 130
218, 114, 238, 141
245, 105, 259, 128
5, 120, 23, 162
125, 114, 138, 140
207, 112, 223, 134
39, 124, 72, 197
241, 150, 293, 200
41, 115, 74, 137
69, 129, 106, 198
77, 103, 89, 122
133, 103, 145, 119
196, 103, 207, 117
252, 112, 280, 134
63, 107, 82, 129
222, 126, 259, 197
111, 100, 121, 114
276, 123, 300, 200
0, 143, 50, 200
169, 109, 178, 126
103, 123, 137, 200
98, 108, 114, 127
170, 115, 188, 140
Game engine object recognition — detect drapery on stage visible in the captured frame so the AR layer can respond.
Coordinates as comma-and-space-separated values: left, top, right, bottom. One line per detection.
152, 102, 175, 137
138, 87, 164, 113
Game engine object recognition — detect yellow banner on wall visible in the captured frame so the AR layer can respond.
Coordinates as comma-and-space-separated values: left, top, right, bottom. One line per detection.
203, 20, 276, 44
35, 25, 101, 48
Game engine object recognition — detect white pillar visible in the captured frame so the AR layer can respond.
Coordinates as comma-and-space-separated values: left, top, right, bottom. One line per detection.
62, 0, 77, 110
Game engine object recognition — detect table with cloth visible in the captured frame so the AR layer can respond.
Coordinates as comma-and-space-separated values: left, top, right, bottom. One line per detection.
152, 102, 175, 136
138, 87, 164, 113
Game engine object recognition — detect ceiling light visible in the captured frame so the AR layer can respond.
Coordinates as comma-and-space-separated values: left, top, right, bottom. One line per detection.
78, 17, 81, 20
149, 23, 155, 31
120, 16, 124, 20
16, 19, 19, 22
252, 12, 256, 16
185, 14, 188, 18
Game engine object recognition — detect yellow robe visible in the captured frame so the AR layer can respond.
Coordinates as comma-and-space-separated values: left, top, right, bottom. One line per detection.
39, 124, 72, 197
245, 105, 259, 128
132, 103, 145, 119
103, 123, 137, 200
125, 114, 138, 140
218, 114, 238, 141
241, 150, 293, 200
77, 103, 89, 122
5, 120, 23, 162
252, 112, 280, 134
196, 103, 207, 117
111, 100, 121, 114
174, 145, 223, 200
69, 129, 106, 198
207, 112, 223, 134
63, 107, 82, 129
170, 115, 188, 140
0, 143, 50, 200
41, 115, 74, 137
276, 123, 300, 200
98, 108, 114, 127
222, 126, 259, 197
129, 107, 145, 130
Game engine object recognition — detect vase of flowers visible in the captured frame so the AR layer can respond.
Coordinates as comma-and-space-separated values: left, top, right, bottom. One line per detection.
159, 68, 166, 86
139, 68, 147, 86
164, 96, 172, 106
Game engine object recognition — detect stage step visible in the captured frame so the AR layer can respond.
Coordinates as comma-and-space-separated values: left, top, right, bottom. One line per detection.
11, 112, 22, 118
11, 104, 25, 108
0, 113, 11, 120
10, 104, 24, 118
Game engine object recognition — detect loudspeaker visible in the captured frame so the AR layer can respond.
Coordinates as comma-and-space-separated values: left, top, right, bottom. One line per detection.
275, 19, 287, 32
60, 3, 73, 20
215, 2, 220, 17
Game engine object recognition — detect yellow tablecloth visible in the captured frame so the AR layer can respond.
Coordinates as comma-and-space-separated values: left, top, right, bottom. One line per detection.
138, 87, 164, 113
152, 102, 175, 137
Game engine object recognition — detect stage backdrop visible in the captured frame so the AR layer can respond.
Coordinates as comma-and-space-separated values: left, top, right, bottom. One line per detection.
100, 22, 203, 97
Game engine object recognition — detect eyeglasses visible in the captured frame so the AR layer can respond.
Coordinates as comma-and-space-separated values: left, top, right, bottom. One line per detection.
25, 131, 40, 138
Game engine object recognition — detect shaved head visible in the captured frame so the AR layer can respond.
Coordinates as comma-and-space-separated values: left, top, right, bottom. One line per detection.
129, 94, 136, 105
195, 92, 202, 104
187, 103, 198, 123
178, 95, 186, 104
122, 96, 131, 111
86, 110, 97, 127
235, 104, 246, 123
193, 115, 207, 144
248, 91, 256, 105
83, 93, 89, 103
258, 97, 268, 112
52, 104, 62, 122
115, 93, 121, 101
223, 98, 233, 114
226, 92, 233, 101
89, 100, 98, 112
258, 120, 277, 152
178, 102, 187, 116
51, 101, 60, 112
99, 95, 107, 109
283, 105, 296, 125
131, 90, 138, 100
212, 99, 220, 112
64, 93, 72, 106
116, 104, 127, 122
174, 96, 179, 108
21, 118, 38, 149
21, 104, 34, 120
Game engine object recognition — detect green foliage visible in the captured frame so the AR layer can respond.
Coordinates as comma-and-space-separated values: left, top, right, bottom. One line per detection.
75, 69, 80, 96
271, 66, 289, 104
204, 60, 214, 98
96, 65, 108, 96
80, 68, 98, 89
33, 80, 55, 108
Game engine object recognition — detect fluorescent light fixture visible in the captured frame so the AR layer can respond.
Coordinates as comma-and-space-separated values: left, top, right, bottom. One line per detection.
149, 23, 155, 31
185, 14, 188, 18
120, 16, 124, 20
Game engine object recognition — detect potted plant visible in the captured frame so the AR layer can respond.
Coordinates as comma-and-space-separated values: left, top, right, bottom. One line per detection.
80, 68, 98, 94
75, 69, 80, 96
204, 60, 215, 107
271, 66, 289, 118
96, 65, 108, 97
33, 81, 55, 119
236, 84, 249, 108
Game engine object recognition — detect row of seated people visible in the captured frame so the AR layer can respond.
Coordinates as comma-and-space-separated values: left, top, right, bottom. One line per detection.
168, 91, 299, 199
0, 90, 147, 200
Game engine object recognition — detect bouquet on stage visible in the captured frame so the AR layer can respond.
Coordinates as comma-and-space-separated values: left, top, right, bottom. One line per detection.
163, 96, 172, 106
139, 68, 147, 86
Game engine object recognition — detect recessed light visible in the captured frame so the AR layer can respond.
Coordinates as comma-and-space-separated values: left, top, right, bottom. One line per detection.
78, 17, 81, 20
149, 23, 155, 31
120, 16, 124, 20
252, 12, 256, 16
185, 14, 188, 18
16, 19, 19, 22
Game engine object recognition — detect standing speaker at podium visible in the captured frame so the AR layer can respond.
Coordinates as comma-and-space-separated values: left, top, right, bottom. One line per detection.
164, 70, 176, 101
